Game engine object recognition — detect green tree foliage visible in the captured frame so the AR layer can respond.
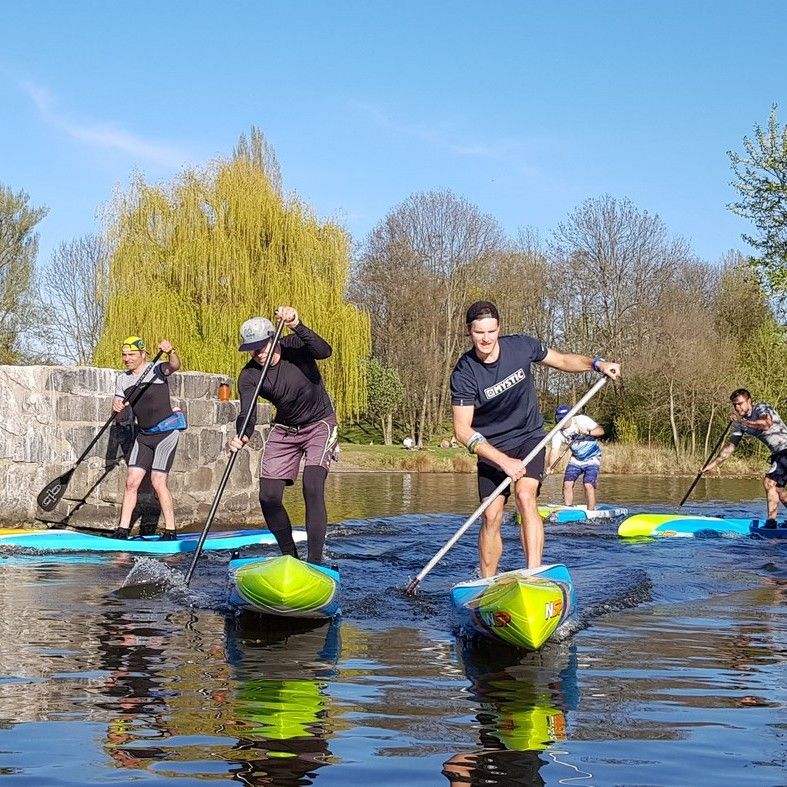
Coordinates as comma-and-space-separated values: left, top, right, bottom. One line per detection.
728, 106, 787, 294
737, 319, 787, 410
0, 185, 48, 363
365, 357, 405, 445
714, 251, 771, 343
94, 128, 370, 420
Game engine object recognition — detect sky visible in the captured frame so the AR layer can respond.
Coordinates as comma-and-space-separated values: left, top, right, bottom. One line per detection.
2, 1, 786, 268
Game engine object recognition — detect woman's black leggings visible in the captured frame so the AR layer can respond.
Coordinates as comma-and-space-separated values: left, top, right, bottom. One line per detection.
259, 465, 328, 564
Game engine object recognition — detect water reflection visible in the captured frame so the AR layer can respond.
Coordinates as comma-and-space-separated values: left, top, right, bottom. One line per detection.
222, 616, 341, 785
442, 639, 582, 786
96, 607, 173, 770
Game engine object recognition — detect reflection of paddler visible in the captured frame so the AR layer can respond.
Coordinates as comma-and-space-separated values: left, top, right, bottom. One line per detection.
224, 615, 341, 679
442, 640, 579, 784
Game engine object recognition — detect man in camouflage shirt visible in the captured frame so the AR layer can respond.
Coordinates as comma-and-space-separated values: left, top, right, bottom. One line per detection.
703, 388, 787, 528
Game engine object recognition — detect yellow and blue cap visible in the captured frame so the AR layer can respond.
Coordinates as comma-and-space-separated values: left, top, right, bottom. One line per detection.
121, 336, 146, 352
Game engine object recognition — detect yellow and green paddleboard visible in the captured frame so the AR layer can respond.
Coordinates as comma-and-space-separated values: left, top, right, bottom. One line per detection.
451, 564, 575, 651
228, 555, 340, 619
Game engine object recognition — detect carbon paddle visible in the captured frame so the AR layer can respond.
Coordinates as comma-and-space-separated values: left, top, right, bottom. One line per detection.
404, 376, 608, 595
37, 350, 165, 512
118, 318, 286, 597
678, 421, 733, 506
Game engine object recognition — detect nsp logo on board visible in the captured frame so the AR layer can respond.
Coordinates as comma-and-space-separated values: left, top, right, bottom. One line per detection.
484, 368, 525, 400
544, 598, 563, 620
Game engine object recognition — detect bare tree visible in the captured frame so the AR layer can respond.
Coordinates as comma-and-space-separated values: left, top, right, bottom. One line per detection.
41, 234, 109, 364
351, 191, 506, 445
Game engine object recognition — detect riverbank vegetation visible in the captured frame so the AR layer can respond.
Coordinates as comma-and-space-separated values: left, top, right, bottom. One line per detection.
336, 440, 766, 477
3, 109, 787, 466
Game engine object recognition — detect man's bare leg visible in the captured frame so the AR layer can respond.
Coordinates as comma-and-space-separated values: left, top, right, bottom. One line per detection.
478, 495, 506, 578
514, 477, 543, 569
151, 471, 175, 531
584, 482, 597, 510
764, 477, 780, 520
118, 467, 146, 531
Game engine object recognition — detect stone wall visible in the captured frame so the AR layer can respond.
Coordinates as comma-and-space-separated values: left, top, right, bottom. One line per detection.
0, 365, 271, 530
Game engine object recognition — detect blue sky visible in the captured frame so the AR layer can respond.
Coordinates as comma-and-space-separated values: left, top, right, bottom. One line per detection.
2, 1, 785, 267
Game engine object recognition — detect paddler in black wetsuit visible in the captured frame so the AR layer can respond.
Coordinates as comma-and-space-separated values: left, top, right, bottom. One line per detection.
229, 306, 338, 565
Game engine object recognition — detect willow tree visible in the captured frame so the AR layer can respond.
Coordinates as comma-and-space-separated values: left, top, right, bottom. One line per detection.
94, 128, 370, 420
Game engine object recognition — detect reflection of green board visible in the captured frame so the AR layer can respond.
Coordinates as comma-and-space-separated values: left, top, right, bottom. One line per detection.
236, 679, 326, 740
0, 527, 306, 554
618, 513, 787, 538
495, 702, 566, 751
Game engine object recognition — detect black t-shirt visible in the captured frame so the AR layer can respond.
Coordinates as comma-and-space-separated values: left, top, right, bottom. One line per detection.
114, 361, 173, 430
450, 334, 548, 452
237, 323, 335, 437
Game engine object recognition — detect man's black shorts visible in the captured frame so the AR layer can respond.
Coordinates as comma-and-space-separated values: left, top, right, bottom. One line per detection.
477, 433, 545, 500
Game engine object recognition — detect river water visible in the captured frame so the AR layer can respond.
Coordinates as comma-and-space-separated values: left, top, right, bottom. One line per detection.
0, 473, 784, 785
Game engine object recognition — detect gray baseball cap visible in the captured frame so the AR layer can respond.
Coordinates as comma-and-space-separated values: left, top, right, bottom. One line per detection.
238, 317, 275, 351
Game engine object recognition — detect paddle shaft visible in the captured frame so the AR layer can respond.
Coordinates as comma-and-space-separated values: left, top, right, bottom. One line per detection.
547, 437, 575, 474
678, 420, 733, 506
404, 375, 608, 594
183, 319, 286, 585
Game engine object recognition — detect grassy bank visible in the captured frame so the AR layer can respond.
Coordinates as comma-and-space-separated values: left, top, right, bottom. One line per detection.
336, 441, 765, 477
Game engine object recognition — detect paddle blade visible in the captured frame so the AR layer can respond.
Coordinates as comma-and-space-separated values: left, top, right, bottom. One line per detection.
36, 469, 74, 511
404, 576, 421, 596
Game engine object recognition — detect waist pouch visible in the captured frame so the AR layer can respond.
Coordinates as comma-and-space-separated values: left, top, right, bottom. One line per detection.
142, 410, 187, 435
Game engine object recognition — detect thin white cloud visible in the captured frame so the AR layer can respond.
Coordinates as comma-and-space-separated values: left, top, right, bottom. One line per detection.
348, 99, 541, 174
20, 79, 189, 169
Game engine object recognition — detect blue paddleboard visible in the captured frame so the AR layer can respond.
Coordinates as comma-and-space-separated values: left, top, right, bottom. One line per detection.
0, 527, 306, 554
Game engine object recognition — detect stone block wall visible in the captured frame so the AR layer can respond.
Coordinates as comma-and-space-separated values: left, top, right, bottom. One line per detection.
0, 365, 271, 530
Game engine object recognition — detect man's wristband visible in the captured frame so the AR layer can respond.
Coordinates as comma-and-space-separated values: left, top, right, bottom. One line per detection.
467, 432, 487, 454
592, 356, 605, 373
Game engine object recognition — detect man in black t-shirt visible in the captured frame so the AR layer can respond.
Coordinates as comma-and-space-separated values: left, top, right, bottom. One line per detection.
229, 306, 338, 565
451, 301, 620, 577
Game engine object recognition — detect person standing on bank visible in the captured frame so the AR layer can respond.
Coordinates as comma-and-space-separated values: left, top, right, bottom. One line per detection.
547, 404, 606, 510
702, 388, 787, 528
229, 306, 338, 565
112, 336, 182, 540
451, 301, 620, 578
